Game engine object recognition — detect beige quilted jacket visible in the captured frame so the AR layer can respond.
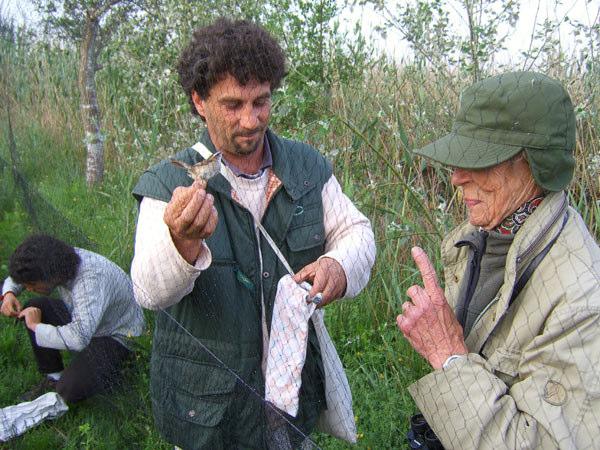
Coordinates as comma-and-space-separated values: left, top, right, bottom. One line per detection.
409, 191, 600, 449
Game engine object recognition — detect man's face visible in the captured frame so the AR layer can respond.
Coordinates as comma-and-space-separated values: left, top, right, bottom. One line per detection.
192, 74, 272, 157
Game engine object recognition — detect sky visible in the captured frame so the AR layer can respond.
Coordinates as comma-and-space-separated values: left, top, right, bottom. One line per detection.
1, 0, 32, 24
341, 0, 599, 65
2, 0, 598, 65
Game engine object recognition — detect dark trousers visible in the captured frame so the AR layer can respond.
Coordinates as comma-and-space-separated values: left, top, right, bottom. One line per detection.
24, 296, 133, 403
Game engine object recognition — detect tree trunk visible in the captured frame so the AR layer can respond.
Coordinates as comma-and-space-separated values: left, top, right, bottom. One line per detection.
78, 13, 104, 187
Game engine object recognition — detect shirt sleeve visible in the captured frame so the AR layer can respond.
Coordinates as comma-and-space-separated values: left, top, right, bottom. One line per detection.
130, 196, 212, 310
34, 272, 107, 351
2, 277, 23, 296
320, 175, 376, 298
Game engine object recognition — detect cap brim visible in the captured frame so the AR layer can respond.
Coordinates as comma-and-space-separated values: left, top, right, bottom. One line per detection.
414, 132, 523, 169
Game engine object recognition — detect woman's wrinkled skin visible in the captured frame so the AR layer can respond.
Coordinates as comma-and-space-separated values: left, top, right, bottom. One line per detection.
451, 153, 543, 230
397, 246, 468, 369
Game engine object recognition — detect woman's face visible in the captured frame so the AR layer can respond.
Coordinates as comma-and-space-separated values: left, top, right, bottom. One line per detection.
450, 154, 542, 230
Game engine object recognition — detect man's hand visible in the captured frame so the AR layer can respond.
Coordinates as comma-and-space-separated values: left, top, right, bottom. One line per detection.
396, 246, 468, 369
1, 292, 22, 318
293, 257, 347, 308
18, 307, 42, 332
164, 180, 218, 264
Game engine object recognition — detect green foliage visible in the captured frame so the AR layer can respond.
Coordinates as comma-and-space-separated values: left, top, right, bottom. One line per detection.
367, 0, 520, 80
31, 0, 143, 44
95, 0, 371, 150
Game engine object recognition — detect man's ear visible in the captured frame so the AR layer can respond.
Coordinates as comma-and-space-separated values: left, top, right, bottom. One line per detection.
191, 91, 206, 118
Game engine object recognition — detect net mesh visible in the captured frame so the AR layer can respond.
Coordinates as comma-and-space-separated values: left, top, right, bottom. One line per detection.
0, 85, 377, 448
0, 116, 145, 442
0, 29, 599, 450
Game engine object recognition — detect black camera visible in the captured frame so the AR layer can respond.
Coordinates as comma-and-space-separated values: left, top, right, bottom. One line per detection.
407, 414, 444, 450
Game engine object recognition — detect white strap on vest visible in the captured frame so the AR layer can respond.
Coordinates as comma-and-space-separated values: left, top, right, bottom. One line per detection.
254, 205, 357, 442
254, 220, 296, 276
191, 141, 214, 160
261, 222, 358, 442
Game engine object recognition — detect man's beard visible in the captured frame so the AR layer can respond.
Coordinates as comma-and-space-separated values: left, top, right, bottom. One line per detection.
231, 128, 265, 155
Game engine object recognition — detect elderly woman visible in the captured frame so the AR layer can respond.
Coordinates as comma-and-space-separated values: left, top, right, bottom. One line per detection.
397, 71, 600, 449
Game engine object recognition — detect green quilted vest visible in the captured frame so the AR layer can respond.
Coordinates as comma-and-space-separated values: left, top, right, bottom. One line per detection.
132, 129, 332, 449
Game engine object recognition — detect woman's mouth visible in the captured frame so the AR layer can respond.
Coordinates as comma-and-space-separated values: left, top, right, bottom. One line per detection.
464, 198, 481, 208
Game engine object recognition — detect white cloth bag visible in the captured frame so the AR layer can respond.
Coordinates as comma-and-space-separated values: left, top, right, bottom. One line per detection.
242, 175, 357, 444
312, 308, 357, 443
265, 275, 316, 417
264, 276, 357, 443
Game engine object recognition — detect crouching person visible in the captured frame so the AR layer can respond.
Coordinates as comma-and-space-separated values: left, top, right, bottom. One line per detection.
1, 234, 145, 403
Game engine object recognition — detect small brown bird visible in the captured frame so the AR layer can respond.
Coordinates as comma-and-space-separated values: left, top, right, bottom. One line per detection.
170, 153, 221, 184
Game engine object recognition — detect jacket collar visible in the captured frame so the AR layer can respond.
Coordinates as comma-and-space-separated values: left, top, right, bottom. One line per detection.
442, 191, 568, 268
199, 128, 316, 201
507, 191, 568, 268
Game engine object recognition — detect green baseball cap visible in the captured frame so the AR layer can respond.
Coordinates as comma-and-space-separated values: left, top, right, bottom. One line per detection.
414, 71, 576, 191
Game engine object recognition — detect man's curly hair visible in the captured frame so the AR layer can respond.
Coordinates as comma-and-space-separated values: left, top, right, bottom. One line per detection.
177, 18, 286, 116
8, 234, 81, 285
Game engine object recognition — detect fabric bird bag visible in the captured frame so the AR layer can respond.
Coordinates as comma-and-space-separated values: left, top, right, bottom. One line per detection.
257, 216, 357, 443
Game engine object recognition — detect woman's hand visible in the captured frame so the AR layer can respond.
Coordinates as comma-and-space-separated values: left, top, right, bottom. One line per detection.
396, 246, 468, 369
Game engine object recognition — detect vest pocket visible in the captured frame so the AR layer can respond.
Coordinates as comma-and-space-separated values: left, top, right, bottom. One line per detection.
286, 222, 326, 272
154, 355, 237, 427
287, 221, 325, 250
288, 203, 323, 229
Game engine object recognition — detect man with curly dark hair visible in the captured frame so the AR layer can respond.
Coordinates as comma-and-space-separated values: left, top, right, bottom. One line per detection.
177, 18, 286, 120
131, 18, 375, 449
1, 234, 144, 404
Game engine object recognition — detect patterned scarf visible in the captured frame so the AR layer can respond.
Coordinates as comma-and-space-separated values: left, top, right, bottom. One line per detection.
495, 196, 545, 235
